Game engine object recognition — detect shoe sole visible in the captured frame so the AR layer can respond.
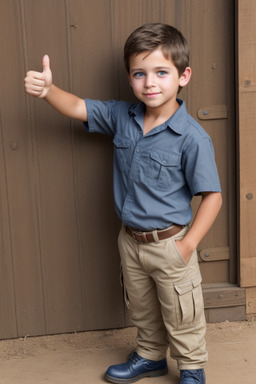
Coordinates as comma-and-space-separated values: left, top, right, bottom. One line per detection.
105, 367, 168, 384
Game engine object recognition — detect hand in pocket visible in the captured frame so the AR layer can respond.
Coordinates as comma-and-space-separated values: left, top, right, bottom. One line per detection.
175, 239, 193, 264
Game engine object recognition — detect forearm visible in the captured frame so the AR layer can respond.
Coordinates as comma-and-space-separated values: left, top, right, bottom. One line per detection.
185, 192, 222, 248
176, 192, 222, 262
45, 84, 87, 121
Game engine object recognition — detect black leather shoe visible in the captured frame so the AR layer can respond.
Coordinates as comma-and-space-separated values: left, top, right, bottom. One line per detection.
105, 351, 168, 383
180, 369, 206, 384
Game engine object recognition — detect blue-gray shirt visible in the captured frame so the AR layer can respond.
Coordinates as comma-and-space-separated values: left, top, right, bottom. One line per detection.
84, 98, 221, 230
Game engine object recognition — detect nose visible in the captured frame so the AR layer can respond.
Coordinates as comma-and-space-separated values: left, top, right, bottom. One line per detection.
144, 74, 156, 88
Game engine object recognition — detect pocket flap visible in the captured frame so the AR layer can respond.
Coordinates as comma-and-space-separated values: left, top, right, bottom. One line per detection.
150, 149, 180, 166
174, 280, 193, 295
113, 135, 130, 148
174, 271, 202, 295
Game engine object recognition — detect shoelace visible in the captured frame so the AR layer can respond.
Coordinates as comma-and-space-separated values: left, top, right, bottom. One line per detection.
129, 352, 142, 364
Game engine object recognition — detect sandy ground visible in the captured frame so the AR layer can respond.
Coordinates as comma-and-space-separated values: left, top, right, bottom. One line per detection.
0, 320, 256, 384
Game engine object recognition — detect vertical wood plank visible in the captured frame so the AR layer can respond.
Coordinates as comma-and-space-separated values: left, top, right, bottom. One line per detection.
237, 0, 256, 287
0, 109, 17, 338
188, 0, 235, 236
67, 0, 126, 330
0, 0, 45, 336
23, 0, 84, 334
185, 0, 236, 283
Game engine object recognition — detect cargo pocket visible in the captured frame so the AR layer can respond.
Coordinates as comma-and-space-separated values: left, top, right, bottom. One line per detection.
174, 271, 203, 329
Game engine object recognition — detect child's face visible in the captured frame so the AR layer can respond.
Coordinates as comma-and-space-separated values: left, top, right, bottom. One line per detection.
128, 48, 191, 113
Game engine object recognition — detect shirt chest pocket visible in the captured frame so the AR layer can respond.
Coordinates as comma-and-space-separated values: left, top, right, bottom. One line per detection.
113, 135, 131, 172
144, 149, 181, 191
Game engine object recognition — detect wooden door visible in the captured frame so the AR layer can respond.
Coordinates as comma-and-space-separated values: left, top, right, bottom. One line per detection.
0, 0, 243, 339
180, 1, 245, 321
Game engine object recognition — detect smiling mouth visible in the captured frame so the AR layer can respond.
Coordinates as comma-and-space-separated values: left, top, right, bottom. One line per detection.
143, 92, 160, 98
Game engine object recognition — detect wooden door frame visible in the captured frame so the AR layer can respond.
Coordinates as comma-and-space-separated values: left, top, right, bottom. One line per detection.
237, 0, 256, 318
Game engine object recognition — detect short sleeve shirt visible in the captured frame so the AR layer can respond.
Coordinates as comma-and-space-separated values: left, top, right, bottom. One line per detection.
84, 98, 221, 230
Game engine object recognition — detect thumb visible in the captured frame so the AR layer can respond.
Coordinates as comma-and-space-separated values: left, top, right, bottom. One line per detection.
42, 54, 50, 73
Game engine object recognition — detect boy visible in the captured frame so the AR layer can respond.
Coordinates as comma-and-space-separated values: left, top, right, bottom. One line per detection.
25, 23, 222, 384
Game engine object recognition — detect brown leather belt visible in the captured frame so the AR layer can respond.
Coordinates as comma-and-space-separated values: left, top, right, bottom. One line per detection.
126, 224, 184, 244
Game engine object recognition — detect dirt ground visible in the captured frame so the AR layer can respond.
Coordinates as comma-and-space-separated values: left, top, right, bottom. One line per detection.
0, 320, 255, 384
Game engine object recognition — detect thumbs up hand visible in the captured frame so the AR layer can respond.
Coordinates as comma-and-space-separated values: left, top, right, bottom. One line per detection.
24, 55, 52, 98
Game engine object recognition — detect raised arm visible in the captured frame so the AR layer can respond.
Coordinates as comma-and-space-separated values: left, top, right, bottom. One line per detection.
24, 55, 87, 121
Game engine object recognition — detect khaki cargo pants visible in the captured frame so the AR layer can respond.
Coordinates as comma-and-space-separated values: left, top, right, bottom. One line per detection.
118, 224, 208, 370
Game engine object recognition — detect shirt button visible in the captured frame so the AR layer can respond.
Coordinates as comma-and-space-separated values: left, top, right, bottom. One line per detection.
136, 148, 140, 153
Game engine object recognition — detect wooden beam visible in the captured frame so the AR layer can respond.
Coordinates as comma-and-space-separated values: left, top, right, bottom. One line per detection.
237, 0, 256, 287
203, 284, 246, 309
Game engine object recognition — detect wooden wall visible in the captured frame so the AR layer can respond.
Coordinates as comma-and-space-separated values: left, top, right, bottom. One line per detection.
0, 0, 243, 339
0, 0, 124, 339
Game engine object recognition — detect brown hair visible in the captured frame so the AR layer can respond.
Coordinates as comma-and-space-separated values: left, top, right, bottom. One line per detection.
124, 23, 190, 76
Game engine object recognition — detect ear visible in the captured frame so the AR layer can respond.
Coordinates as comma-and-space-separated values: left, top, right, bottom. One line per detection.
179, 67, 192, 87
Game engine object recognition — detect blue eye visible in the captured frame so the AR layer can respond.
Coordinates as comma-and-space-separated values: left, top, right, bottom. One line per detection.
157, 71, 167, 77
133, 72, 145, 78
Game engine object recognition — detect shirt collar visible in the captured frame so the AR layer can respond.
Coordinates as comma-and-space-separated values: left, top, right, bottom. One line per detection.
128, 98, 188, 135
166, 99, 188, 135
